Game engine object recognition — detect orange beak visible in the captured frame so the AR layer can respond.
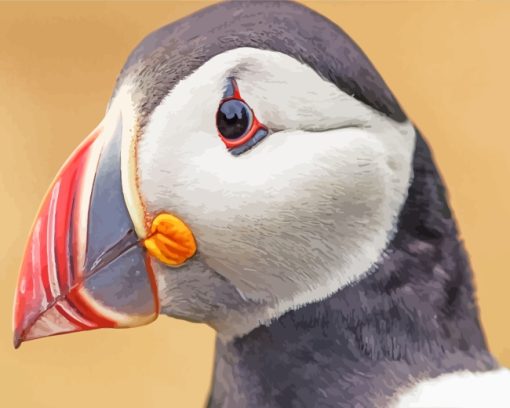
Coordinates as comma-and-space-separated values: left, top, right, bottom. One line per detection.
12, 115, 160, 348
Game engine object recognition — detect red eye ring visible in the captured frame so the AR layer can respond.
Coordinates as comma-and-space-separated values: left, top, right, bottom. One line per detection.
216, 79, 267, 150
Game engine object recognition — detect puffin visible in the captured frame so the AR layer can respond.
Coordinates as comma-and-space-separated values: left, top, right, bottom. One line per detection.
12, 1, 510, 407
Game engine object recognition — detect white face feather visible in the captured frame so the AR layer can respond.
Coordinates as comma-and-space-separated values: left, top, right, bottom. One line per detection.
131, 47, 415, 337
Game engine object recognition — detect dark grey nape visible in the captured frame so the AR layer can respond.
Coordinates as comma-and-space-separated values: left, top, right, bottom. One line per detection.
206, 132, 497, 408
114, 1, 406, 126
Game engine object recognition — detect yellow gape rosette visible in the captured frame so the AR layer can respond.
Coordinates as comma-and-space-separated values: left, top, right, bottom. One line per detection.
143, 213, 197, 267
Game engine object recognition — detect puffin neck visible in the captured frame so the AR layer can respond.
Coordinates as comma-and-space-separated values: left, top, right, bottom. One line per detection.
207, 130, 497, 408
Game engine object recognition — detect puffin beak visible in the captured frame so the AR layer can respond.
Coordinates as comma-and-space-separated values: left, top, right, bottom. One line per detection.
12, 112, 160, 348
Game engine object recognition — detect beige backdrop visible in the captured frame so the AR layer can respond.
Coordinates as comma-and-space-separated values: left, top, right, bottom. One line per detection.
0, 1, 509, 407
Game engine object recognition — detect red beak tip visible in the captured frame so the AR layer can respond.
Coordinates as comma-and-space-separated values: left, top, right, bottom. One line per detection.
13, 331, 23, 349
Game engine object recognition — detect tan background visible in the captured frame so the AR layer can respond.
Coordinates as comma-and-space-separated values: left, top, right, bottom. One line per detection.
0, 1, 509, 407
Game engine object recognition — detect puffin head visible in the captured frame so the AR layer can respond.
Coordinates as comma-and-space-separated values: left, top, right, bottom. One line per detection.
13, 1, 416, 345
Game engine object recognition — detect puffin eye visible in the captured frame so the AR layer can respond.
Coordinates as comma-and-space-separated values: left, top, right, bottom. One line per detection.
216, 78, 269, 155
216, 99, 253, 140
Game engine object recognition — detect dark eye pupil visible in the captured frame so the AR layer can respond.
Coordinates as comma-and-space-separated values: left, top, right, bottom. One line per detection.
216, 99, 252, 140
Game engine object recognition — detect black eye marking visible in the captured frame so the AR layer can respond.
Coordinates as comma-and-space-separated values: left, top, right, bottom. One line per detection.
216, 99, 253, 140
216, 78, 268, 155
